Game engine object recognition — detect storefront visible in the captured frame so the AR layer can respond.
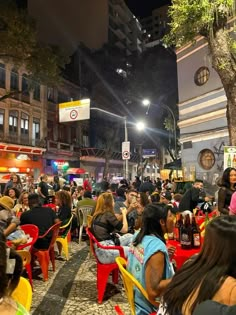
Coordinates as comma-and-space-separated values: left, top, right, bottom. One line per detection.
0, 143, 45, 183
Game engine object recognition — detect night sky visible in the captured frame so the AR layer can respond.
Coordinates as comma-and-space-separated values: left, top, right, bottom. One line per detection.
125, 0, 171, 18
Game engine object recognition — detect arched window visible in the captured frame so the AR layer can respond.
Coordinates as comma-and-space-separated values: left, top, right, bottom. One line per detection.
0, 63, 6, 88
10, 68, 19, 91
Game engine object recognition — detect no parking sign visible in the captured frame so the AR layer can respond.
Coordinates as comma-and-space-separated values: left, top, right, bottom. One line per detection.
122, 141, 130, 160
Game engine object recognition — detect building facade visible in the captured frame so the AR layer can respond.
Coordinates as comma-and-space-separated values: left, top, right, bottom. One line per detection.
177, 36, 229, 191
27, 0, 143, 56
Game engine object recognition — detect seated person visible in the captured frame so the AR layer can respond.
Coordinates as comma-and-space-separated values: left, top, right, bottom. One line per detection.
20, 193, 60, 249
193, 300, 236, 315
13, 191, 30, 215
128, 203, 175, 315
161, 216, 236, 315
0, 232, 29, 314
0, 196, 20, 238
91, 192, 133, 264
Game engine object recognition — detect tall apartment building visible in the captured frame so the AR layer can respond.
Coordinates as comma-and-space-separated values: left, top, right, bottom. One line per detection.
27, 0, 143, 56
141, 5, 169, 43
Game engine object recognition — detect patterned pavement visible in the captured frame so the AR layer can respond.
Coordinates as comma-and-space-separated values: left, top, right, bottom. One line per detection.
30, 240, 131, 315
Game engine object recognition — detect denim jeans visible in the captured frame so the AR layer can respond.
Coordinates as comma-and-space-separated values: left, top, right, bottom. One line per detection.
95, 233, 133, 264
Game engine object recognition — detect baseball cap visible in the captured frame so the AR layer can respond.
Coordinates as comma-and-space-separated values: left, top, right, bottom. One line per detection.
160, 191, 172, 201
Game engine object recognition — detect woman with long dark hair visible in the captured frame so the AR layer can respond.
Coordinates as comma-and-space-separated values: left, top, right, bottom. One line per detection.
218, 167, 236, 214
127, 203, 175, 315
161, 215, 236, 315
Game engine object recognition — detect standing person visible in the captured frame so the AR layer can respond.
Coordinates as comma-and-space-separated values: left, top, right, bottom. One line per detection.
127, 203, 175, 315
160, 216, 236, 315
218, 167, 236, 214
91, 192, 133, 263
52, 175, 61, 193
23, 175, 35, 194
83, 178, 92, 192
37, 174, 49, 205
133, 176, 141, 192
178, 179, 206, 212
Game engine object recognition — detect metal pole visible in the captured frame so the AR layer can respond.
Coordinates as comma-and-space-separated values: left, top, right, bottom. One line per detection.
160, 103, 177, 159
90, 107, 129, 179
124, 117, 129, 180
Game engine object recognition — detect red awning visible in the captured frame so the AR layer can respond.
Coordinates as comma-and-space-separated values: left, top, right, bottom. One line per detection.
66, 168, 86, 174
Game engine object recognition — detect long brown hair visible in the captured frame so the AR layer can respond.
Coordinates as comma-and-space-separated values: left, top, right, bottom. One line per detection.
92, 192, 114, 218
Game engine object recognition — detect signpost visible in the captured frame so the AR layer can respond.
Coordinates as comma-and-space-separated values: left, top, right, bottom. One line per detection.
122, 141, 130, 160
59, 99, 90, 123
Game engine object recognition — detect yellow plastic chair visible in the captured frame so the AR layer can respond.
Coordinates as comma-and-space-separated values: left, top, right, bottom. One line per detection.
115, 256, 158, 315
56, 214, 73, 260
11, 276, 32, 311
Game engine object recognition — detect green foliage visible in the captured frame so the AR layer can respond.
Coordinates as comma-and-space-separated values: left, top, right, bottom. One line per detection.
0, 0, 69, 86
165, 0, 235, 47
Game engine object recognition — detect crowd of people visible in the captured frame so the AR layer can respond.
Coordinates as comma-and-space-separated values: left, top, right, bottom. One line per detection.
0, 167, 236, 314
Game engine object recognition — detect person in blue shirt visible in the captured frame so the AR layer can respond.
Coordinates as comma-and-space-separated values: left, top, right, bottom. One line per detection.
127, 203, 175, 315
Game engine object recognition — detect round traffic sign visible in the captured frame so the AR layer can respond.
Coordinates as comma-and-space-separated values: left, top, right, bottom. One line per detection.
123, 151, 130, 159
70, 109, 78, 120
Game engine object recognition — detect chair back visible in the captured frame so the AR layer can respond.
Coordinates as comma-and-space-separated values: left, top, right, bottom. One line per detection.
11, 276, 32, 311
86, 228, 125, 262
17, 250, 31, 266
38, 221, 61, 250
59, 214, 73, 238
43, 203, 57, 211
78, 206, 93, 227
115, 256, 150, 315
17, 224, 39, 251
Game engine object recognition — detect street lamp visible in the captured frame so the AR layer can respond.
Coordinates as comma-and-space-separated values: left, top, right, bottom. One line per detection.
90, 107, 129, 179
142, 99, 177, 159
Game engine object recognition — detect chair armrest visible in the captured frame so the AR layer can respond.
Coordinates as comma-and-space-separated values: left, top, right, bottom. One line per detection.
95, 242, 125, 258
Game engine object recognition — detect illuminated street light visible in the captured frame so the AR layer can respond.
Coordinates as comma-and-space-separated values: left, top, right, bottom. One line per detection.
136, 121, 145, 131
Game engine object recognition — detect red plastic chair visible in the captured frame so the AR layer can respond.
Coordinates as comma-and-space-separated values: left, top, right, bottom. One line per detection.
33, 221, 61, 281
43, 203, 57, 211
86, 227, 125, 304
17, 224, 39, 251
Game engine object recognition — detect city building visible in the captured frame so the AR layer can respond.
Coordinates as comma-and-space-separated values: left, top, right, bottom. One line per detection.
141, 5, 169, 43
27, 0, 143, 56
177, 33, 231, 190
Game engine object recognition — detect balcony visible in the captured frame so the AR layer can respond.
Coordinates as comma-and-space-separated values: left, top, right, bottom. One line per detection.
46, 140, 80, 157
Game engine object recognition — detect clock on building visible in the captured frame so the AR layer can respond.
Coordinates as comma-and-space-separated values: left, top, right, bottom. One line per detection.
198, 149, 215, 170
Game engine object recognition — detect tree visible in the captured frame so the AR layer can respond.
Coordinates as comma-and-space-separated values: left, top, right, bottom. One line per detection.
0, 0, 69, 100
165, 0, 236, 144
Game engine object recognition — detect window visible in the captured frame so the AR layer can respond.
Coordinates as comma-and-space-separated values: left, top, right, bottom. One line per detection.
33, 83, 40, 101
82, 133, 89, 147
0, 63, 5, 88
0, 109, 4, 132
22, 74, 29, 95
32, 118, 40, 140
194, 67, 210, 86
9, 110, 18, 134
10, 68, 18, 90
198, 149, 215, 170
47, 87, 55, 102
21, 112, 29, 135
58, 92, 68, 103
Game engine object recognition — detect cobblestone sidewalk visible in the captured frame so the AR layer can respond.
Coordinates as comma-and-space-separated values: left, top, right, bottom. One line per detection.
30, 241, 131, 315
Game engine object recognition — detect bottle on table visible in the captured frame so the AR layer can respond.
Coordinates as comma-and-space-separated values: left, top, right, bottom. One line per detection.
174, 213, 183, 242
180, 214, 192, 249
191, 216, 201, 248
233, 155, 236, 168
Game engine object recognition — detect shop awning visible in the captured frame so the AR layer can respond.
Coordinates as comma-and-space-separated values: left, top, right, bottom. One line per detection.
0, 143, 46, 155
66, 168, 86, 174
164, 159, 182, 170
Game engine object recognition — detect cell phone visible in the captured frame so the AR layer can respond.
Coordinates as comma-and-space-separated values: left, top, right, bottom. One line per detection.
132, 196, 137, 203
